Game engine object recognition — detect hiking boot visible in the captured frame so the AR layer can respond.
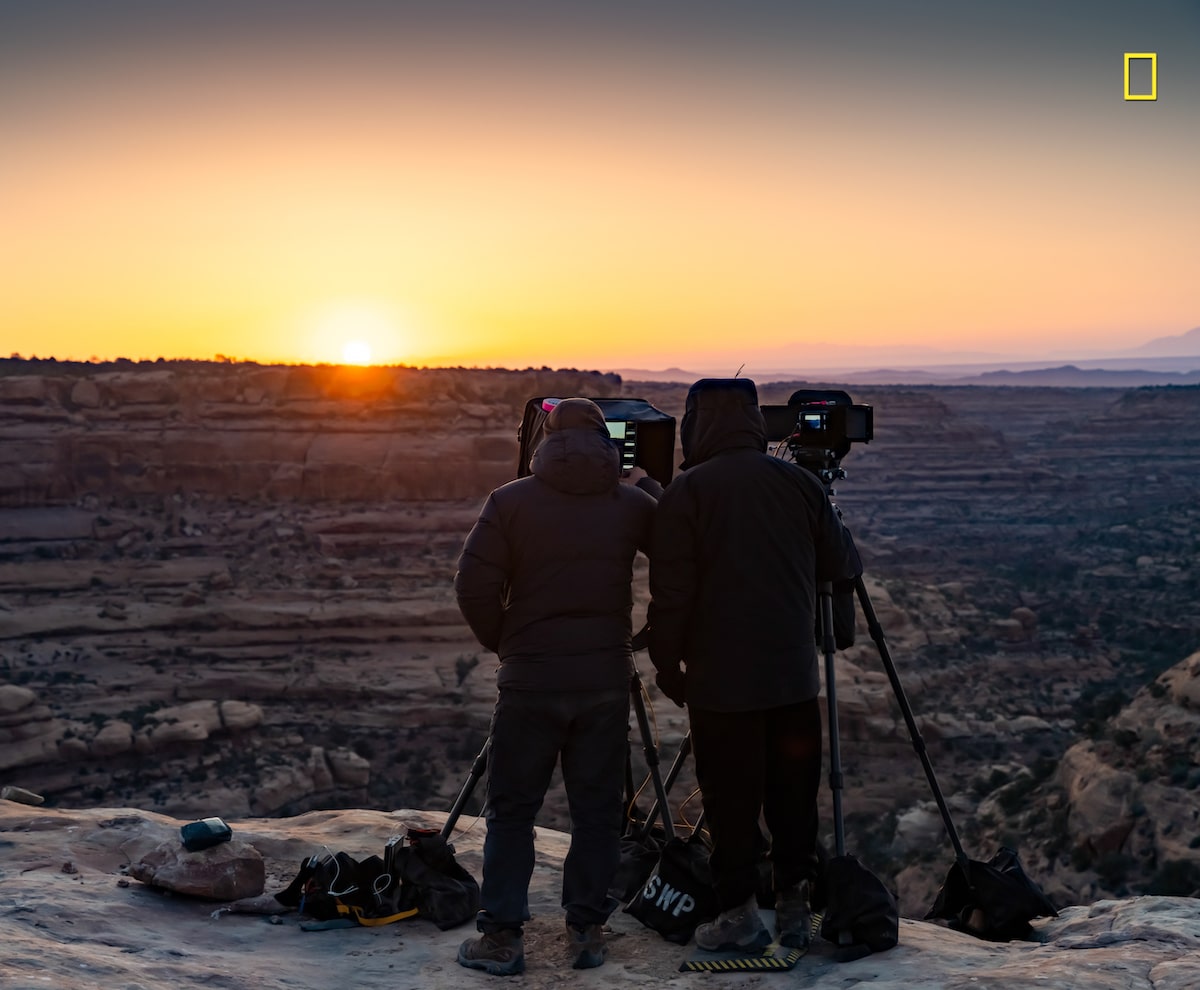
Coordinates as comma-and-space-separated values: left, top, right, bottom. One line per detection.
565, 921, 607, 969
457, 929, 526, 976
775, 880, 813, 949
693, 895, 772, 953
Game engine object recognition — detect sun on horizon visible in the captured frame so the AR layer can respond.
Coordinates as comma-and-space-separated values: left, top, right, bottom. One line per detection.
340, 339, 373, 366
302, 301, 408, 367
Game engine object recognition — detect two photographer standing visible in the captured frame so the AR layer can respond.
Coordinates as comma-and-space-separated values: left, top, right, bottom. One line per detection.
452, 380, 858, 971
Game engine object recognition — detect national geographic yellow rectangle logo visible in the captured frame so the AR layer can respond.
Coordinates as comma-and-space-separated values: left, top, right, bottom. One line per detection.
1124, 53, 1158, 101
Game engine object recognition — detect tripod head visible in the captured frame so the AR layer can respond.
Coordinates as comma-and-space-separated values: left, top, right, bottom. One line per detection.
760, 389, 873, 492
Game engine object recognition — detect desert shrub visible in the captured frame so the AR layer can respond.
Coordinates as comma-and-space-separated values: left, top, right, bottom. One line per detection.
1112, 728, 1140, 749
1144, 860, 1200, 897
996, 774, 1039, 815
455, 654, 480, 686
1095, 852, 1136, 890
447, 728, 489, 762
1030, 757, 1058, 783
995, 830, 1028, 854
1044, 808, 1071, 858
1076, 685, 1128, 737
404, 761, 434, 800
1070, 845, 1094, 871
972, 767, 1010, 797
843, 810, 899, 875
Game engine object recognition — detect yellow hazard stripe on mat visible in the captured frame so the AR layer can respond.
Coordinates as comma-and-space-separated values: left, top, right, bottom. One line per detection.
678, 911, 823, 973
679, 947, 805, 972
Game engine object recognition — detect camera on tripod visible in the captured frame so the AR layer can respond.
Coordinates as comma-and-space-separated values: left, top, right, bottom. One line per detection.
760, 389, 873, 485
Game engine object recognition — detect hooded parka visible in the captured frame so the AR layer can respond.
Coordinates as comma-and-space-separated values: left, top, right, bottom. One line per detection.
647, 379, 860, 711
454, 398, 657, 693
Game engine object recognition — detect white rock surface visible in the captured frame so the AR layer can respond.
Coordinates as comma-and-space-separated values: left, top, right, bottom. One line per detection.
3, 800, 1199, 990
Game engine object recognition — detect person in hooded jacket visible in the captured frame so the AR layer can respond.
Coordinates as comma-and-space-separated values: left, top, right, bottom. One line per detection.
647, 378, 861, 954
453, 397, 659, 976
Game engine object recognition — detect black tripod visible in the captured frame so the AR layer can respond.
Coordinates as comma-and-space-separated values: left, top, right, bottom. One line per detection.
818, 538, 1055, 941
440, 669, 680, 842
818, 570, 972, 883
778, 398, 1050, 940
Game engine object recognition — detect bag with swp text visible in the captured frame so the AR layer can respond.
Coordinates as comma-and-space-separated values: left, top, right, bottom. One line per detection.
623, 829, 718, 944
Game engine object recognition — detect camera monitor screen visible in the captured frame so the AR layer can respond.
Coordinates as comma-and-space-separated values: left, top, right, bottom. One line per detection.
605, 419, 638, 472
517, 396, 675, 487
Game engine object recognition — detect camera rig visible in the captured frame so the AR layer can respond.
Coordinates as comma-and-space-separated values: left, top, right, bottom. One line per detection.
760, 389, 873, 486
516, 396, 677, 488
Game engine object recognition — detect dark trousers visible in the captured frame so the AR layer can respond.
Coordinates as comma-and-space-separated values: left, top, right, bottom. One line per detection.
689, 698, 823, 909
477, 686, 630, 934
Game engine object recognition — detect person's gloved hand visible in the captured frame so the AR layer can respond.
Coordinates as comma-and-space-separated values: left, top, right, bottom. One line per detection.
630, 626, 649, 653
655, 667, 686, 708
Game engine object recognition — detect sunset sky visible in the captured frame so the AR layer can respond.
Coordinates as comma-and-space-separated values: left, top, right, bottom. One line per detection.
2, 1, 1197, 373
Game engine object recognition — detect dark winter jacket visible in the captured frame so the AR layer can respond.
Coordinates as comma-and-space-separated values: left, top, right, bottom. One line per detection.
454, 398, 658, 692
647, 379, 860, 711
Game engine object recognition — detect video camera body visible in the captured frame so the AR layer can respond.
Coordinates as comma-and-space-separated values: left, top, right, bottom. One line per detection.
760, 389, 873, 486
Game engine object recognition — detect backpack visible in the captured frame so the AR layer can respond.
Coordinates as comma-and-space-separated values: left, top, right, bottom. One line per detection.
275, 848, 418, 927
275, 827, 479, 929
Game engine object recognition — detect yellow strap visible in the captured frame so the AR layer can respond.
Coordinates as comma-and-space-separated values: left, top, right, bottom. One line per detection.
335, 903, 420, 926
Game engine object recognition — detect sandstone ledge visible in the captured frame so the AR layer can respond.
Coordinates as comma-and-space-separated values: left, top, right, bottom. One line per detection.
2, 800, 1199, 990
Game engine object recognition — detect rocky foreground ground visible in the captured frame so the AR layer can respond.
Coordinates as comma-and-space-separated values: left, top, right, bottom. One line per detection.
1, 361, 1199, 920
3, 800, 1199, 990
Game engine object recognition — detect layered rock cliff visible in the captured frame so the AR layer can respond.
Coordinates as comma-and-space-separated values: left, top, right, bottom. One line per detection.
2, 360, 1198, 919
0, 359, 621, 504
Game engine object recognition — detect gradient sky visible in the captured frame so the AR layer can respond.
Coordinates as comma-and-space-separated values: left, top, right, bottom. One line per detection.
2, 1, 1198, 371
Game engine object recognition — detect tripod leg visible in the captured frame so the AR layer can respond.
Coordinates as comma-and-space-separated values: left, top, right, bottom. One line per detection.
633, 731, 692, 841
819, 581, 858, 950
854, 574, 971, 872
440, 735, 491, 840
818, 582, 847, 859
623, 748, 638, 828
630, 672, 677, 841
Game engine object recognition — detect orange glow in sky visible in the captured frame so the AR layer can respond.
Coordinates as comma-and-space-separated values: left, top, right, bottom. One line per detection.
1, 4, 1197, 373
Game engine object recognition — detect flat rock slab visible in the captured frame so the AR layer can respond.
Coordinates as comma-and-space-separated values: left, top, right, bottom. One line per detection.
3, 801, 1200, 990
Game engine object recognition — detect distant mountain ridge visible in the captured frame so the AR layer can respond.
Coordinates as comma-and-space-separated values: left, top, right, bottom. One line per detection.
968, 365, 1200, 387
1124, 325, 1200, 356
612, 325, 1200, 386
613, 364, 1200, 387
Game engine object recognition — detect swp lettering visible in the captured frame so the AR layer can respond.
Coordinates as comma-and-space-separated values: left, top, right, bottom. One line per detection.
642, 874, 697, 917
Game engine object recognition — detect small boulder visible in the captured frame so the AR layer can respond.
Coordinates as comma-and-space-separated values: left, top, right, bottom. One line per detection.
91, 719, 136, 757
1, 785, 45, 806
0, 684, 36, 715
129, 839, 265, 901
218, 701, 263, 732
327, 748, 370, 788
